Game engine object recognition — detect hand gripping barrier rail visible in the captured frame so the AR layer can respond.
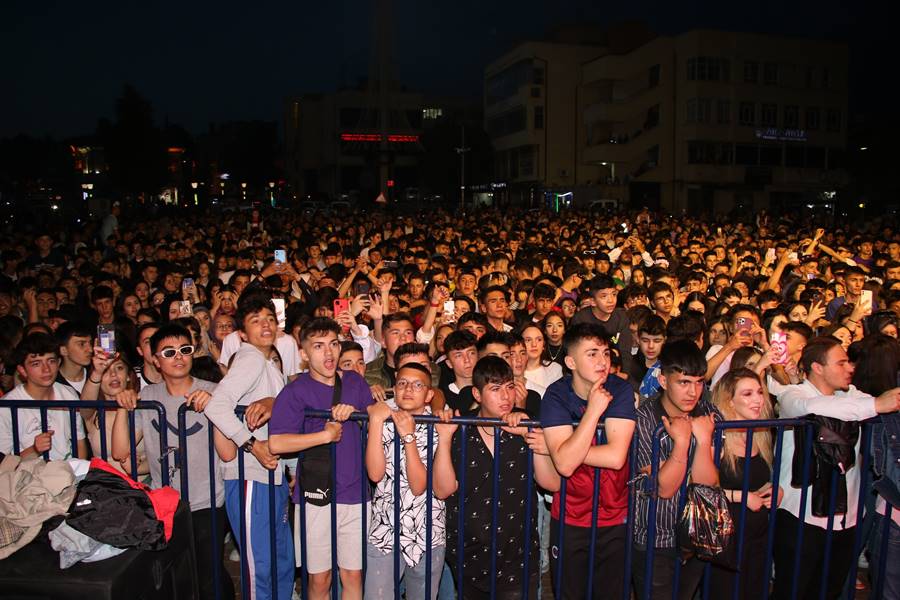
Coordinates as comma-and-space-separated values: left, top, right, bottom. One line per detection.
1, 400, 893, 600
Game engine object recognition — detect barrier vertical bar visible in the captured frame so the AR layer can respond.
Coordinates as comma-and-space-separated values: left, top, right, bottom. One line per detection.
298, 467, 309, 600
521, 424, 534, 600
586, 427, 602, 599
237, 448, 250, 600
208, 421, 221, 600
489, 426, 500, 600
268, 468, 278, 600
670, 476, 689, 600
762, 427, 785, 600
39, 407, 49, 461
642, 426, 663, 600
846, 423, 873, 599
873, 504, 893, 600
330, 440, 338, 600
97, 407, 107, 460
701, 427, 725, 600
361, 420, 368, 578
817, 463, 840, 600
425, 421, 434, 600
10, 407, 19, 455
622, 434, 637, 600
554, 477, 567, 599
69, 406, 78, 459
157, 404, 170, 486
178, 406, 190, 504
456, 424, 467, 595
789, 422, 815, 600
730, 427, 755, 600
127, 409, 138, 480
393, 429, 401, 600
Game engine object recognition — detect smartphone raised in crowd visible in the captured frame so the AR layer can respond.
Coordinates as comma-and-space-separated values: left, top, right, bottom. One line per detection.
274, 249, 287, 264
770, 331, 789, 365
97, 324, 116, 355
333, 298, 350, 316
353, 280, 371, 297
860, 289, 873, 316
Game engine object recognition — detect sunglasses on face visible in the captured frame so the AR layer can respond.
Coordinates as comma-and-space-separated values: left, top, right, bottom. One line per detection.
157, 345, 195, 359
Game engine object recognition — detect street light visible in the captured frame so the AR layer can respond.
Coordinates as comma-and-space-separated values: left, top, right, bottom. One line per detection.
191, 182, 198, 206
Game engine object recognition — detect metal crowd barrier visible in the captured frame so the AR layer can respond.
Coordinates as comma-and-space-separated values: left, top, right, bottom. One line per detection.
0, 401, 894, 600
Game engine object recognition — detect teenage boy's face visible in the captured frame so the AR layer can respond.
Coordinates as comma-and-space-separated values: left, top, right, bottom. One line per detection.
509, 343, 528, 377
152, 336, 193, 377
338, 349, 366, 377
473, 378, 515, 418
592, 287, 618, 315
638, 332, 666, 362
394, 367, 433, 413
63, 335, 94, 367
18, 353, 61, 388
659, 371, 705, 415
301, 331, 340, 379
479, 342, 511, 362
239, 308, 277, 349
446, 345, 477, 380
564, 337, 610, 386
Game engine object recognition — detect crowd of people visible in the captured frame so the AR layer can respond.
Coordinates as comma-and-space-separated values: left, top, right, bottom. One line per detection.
0, 203, 898, 600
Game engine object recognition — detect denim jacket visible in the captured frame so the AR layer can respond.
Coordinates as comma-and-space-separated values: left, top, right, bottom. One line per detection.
871, 412, 900, 509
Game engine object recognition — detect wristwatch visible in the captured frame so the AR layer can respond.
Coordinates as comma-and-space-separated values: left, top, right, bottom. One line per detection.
400, 433, 416, 445
241, 436, 257, 453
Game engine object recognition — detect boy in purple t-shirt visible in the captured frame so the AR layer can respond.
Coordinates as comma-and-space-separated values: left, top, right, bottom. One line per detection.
269, 317, 373, 600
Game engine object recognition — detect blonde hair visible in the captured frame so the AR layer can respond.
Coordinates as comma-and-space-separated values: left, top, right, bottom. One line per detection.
711, 368, 774, 476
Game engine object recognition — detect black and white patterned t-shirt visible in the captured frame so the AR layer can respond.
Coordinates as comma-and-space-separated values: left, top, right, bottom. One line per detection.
368, 402, 445, 567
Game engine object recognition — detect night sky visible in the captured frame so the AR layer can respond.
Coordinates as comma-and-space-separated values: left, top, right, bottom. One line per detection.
0, 0, 884, 139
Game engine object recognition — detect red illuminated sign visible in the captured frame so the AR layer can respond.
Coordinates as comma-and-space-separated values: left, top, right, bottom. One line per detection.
340, 133, 420, 143
387, 179, 395, 187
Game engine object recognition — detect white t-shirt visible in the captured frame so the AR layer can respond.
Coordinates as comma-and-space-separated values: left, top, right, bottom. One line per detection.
218, 330, 300, 377
0, 383, 86, 460
62, 368, 87, 394
525, 362, 564, 392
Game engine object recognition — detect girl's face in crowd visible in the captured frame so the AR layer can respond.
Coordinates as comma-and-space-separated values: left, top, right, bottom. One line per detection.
561, 299, 577, 319
729, 377, 767, 421
687, 300, 706, 314
631, 270, 645, 287
100, 360, 129, 398
832, 327, 852, 351
134, 282, 149, 301
768, 315, 787, 337
544, 315, 565, 345
708, 322, 728, 347
522, 326, 545, 361
435, 325, 454, 355
881, 323, 899, 339
198, 263, 210, 278
122, 295, 141, 319
788, 305, 808, 322
167, 300, 182, 321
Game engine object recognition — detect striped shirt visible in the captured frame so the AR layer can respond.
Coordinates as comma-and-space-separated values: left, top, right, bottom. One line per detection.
632, 394, 720, 548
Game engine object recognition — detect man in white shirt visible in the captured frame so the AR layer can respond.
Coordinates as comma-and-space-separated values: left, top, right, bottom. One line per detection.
773, 336, 900, 600
55, 321, 94, 394
0, 333, 88, 460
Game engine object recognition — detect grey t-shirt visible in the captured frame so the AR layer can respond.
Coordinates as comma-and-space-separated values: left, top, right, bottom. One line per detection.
138, 378, 225, 511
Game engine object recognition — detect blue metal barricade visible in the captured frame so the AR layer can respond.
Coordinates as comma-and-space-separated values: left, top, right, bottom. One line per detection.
4, 398, 894, 600
0, 399, 170, 485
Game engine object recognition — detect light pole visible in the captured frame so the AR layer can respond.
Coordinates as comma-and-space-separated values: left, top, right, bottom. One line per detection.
455, 124, 470, 212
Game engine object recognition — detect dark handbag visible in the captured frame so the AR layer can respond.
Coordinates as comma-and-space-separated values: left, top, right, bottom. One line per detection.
297, 374, 341, 507
677, 483, 735, 562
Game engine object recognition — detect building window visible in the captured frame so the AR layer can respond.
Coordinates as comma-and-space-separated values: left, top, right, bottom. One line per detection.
784, 105, 799, 129
717, 100, 731, 124
687, 57, 728, 82
805, 107, 821, 130
763, 62, 778, 85
744, 61, 758, 83
822, 68, 830, 89
649, 64, 660, 87
761, 103, 778, 127
534, 106, 544, 130
645, 104, 660, 129
687, 99, 712, 123
422, 107, 443, 120
826, 109, 841, 132
533, 67, 544, 85
739, 102, 756, 126
531, 87, 541, 98
487, 106, 527, 138
805, 67, 815, 89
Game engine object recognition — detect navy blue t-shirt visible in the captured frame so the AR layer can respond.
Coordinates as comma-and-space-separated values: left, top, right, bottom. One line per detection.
540, 374, 636, 428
